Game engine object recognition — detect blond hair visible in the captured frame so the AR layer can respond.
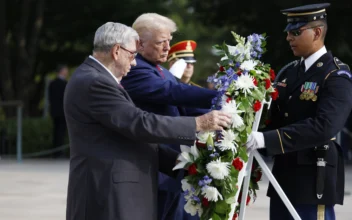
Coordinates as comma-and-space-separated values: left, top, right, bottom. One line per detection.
132, 13, 177, 40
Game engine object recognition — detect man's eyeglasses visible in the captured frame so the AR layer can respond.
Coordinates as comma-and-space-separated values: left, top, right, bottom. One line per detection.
120, 46, 138, 59
287, 25, 324, 37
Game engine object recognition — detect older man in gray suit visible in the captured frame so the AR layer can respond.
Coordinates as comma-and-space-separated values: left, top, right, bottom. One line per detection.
64, 22, 231, 220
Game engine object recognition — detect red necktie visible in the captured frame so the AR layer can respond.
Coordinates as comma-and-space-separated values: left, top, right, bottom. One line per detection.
156, 65, 165, 79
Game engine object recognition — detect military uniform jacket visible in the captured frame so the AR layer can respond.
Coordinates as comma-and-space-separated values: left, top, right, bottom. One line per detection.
263, 52, 352, 205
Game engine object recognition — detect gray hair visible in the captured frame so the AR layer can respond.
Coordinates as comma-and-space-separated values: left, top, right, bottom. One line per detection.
93, 22, 139, 53
132, 13, 177, 40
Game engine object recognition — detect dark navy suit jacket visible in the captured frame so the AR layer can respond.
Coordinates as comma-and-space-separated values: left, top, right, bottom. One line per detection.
121, 54, 217, 219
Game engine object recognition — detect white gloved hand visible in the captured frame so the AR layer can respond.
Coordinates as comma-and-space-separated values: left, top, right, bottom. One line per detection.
245, 131, 265, 153
169, 59, 187, 79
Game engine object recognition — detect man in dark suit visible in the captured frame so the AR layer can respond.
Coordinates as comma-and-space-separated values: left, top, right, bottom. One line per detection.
121, 14, 219, 220
64, 22, 231, 220
245, 3, 352, 220
49, 64, 68, 158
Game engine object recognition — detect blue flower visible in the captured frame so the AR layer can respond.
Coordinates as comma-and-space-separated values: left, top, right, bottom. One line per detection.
191, 195, 201, 203
203, 176, 213, 185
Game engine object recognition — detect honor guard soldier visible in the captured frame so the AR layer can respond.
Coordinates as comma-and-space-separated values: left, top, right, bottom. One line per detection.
245, 3, 352, 220
168, 40, 201, 87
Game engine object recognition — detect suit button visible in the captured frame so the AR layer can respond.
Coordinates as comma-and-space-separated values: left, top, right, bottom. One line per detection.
284, 113, 288, 117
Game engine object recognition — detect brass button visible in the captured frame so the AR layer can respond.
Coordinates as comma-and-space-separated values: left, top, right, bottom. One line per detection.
284, 113, 288, 117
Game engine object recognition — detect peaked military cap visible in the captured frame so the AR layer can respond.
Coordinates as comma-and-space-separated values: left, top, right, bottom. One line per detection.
281, 3, 330, 31
167, 40, 197, 63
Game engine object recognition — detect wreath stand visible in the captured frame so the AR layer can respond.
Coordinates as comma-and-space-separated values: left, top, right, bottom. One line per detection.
236, 97, 302, 220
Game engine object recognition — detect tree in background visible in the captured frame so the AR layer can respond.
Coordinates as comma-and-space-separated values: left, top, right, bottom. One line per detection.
1, 0, 351, 116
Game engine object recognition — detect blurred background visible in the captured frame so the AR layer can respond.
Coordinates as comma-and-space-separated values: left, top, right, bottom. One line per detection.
1, 1, 352, 219
0, 0, 351, 158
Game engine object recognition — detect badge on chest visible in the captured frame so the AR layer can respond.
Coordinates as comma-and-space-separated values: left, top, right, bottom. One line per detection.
300, 82, 319, 101
277, 78, 287, 87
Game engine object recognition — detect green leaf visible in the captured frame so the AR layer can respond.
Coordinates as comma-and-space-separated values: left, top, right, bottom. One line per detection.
238, 146, 248, 162
206, 134, 214, 148
211, 213, 222, 220
214, 200, 230, 214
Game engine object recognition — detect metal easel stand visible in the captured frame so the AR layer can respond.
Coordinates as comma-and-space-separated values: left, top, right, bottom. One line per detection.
237, 97, 302, 220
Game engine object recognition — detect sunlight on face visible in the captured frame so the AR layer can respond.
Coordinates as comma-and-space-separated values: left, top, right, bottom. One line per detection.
141, 29, 173, 65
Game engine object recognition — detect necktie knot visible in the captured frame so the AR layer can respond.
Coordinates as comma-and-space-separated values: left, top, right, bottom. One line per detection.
300, 61, 306, 73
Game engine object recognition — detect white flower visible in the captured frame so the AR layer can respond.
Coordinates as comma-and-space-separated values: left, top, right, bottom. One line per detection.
196, 131, 215, 143
173, 145, 192, 170
227, 44, 251, 62
216, 129, 238, 152
240, 60, 258, 71
201, 186, 223, 202
190, 145, 200, 159
181, 179, 193, 201
235, 74, 257, 96
173, 145, 199, 170
181, 179, 192, 192
221, 100, 244, 128
184, 200, 198, 216
206, 158, 231, 180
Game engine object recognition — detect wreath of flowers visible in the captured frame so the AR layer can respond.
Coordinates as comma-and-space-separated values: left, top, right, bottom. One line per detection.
173, 31, 278, 220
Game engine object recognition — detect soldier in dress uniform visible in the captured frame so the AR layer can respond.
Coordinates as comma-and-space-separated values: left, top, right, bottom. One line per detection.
168, 40, 201, 87
245, 3, 352, 220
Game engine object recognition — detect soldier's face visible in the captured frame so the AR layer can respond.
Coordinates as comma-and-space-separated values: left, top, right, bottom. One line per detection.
183, 63, 194, 78
286, 25, 316, 58
139, 29, 172, 65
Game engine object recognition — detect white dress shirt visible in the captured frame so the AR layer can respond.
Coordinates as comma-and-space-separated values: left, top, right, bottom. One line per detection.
89, 55, 120, 85
301, 46, 327, 72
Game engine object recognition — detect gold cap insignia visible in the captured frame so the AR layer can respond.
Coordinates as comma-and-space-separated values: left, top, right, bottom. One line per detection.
317, 62, 323, 67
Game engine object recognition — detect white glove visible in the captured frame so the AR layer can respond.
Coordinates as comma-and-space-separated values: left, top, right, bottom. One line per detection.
245, 131, 265, 152
169, 59, 187, 79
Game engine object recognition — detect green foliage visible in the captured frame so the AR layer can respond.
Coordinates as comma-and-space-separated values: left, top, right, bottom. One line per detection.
0, 117, 68, 156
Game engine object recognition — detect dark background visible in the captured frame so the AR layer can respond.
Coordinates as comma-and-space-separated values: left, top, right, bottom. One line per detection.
0, 0, 351, 117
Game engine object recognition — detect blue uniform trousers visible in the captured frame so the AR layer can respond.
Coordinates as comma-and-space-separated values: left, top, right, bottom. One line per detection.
270, 196, 335, 220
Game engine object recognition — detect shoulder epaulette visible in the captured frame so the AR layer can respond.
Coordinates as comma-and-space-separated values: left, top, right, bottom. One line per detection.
274, 60, 299, 85
333, 57, 350, 71
324, 57, 352, 83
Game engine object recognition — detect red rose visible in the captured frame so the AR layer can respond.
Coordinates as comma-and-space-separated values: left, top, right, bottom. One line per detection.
219, 66, 226, 72
202, 197, 209, 207
253, 100, 261, 112
237, 70, 242, 76
238, 193, 251, 206
196, 140, 206, 148
226, 96, 232, 103
253, 78, 258, 86
271, 88, 279, 100
255, 170, 262, 182
265, 78, 271, 90
270, 69, 276, 81
232, 212, 238, 220
232, 157, 243, 171
188, 163, 197, 175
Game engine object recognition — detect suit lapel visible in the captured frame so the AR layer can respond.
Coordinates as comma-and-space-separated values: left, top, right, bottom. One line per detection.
289, 52, 332, 94
84, 57, 134, 103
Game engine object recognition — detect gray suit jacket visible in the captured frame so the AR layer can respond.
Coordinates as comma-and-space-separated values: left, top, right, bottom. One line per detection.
64, 57, 196, 220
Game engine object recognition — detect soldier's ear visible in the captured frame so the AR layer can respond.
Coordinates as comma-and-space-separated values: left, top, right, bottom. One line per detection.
313, 27, 322, 41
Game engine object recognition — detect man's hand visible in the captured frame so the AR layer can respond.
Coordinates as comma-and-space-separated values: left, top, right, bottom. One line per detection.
195, 110, 232, 131
245, 131, 265, 152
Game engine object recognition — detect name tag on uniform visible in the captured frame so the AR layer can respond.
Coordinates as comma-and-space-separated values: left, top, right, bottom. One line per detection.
277, 78, 287, 87
300, 82, 319, 101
